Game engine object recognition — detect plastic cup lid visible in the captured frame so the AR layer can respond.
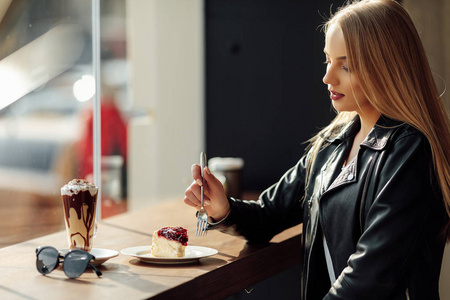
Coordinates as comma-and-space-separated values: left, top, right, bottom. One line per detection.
208, 157, 244, 171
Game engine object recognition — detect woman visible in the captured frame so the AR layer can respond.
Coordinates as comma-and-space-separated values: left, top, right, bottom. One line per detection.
184, 0, 450, 299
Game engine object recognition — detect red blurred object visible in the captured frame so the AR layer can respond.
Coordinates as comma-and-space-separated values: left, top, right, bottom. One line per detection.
77, 96, 128, 182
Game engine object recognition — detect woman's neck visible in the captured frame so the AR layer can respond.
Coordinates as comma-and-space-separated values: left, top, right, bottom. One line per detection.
344, 111, 381, 166
358, 111, 381, 138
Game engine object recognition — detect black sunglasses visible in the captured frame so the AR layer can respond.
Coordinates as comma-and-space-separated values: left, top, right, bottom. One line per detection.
36, 246, 102, 279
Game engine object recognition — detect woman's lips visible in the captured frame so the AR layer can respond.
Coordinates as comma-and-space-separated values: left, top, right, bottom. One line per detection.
330, 90, 344, 101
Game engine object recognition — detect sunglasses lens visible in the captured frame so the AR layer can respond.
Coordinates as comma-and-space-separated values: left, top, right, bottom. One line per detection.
63, 251, 91, 279
36, 247, 59, 275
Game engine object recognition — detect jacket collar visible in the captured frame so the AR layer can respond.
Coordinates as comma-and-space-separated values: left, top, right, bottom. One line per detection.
327, 115, 403, 151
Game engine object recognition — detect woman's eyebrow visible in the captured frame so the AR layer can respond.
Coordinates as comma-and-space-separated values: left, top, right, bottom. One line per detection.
323, 50, 347, 60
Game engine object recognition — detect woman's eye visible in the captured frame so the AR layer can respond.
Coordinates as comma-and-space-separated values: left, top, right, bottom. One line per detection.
323, 59, 349, 71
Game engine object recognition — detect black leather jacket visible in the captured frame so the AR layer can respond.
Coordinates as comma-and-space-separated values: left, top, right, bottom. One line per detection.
213, 116, 448, 299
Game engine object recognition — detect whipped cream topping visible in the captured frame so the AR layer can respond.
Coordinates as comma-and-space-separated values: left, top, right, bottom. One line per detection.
61, 179, 98, 197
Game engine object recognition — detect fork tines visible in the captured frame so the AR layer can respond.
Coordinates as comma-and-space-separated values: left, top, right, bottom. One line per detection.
196, 216, 208, 237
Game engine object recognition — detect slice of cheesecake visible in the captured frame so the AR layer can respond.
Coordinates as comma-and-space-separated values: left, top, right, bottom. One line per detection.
150, 226, 188, 257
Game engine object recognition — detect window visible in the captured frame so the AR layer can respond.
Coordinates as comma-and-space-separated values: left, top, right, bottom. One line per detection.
0, 0, 204, 248
0, 0, 128, 246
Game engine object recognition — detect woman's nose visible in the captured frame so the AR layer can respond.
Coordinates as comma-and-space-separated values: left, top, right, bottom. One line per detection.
323, 66, 337, 86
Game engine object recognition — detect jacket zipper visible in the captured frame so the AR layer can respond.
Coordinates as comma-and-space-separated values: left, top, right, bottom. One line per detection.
359, 153, 379, 233
304, 214, 317, 298
304, 169, 325, 298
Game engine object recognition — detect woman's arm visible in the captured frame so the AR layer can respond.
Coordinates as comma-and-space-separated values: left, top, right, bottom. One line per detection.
211, 155, 308, 243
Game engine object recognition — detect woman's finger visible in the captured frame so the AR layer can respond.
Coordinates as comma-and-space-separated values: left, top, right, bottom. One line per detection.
203, 166, 223, 192
185, 183, 200, 205
184, 191, 211, 208
183, 196, 197, 207
191, 164, 203, 186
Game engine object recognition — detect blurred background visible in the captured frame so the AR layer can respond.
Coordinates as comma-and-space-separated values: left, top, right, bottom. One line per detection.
0, 0, 130, 246
0, 0, 448, 297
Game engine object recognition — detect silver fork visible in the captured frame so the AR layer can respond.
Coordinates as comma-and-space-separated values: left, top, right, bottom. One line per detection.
196, 152, 208, 237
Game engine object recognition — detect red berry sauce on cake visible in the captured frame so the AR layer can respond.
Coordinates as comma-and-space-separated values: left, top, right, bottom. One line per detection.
157, 226, 188, 246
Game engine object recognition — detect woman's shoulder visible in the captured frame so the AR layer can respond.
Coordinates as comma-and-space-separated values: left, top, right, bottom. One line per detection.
364, 116, 427, 148
380, 118, 426, 143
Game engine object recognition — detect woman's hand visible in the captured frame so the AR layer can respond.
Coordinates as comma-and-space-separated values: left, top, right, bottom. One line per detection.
184, 164, 230, 221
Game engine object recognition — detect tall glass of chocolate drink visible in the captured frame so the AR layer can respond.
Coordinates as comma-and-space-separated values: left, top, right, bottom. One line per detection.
61, 179, 98, 252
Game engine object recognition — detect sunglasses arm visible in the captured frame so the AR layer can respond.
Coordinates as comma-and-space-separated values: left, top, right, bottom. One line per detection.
89, 263, 102, 277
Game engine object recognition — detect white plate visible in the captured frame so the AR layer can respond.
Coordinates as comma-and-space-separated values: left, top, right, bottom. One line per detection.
59, 248, 119, 266
120, 245, 218, 264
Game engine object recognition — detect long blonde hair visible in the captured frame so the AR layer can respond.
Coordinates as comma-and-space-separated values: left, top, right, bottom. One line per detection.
308, 0, 450, 237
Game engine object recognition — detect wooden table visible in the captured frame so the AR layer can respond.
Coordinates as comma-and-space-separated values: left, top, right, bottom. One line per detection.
0, 199, 302, 299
